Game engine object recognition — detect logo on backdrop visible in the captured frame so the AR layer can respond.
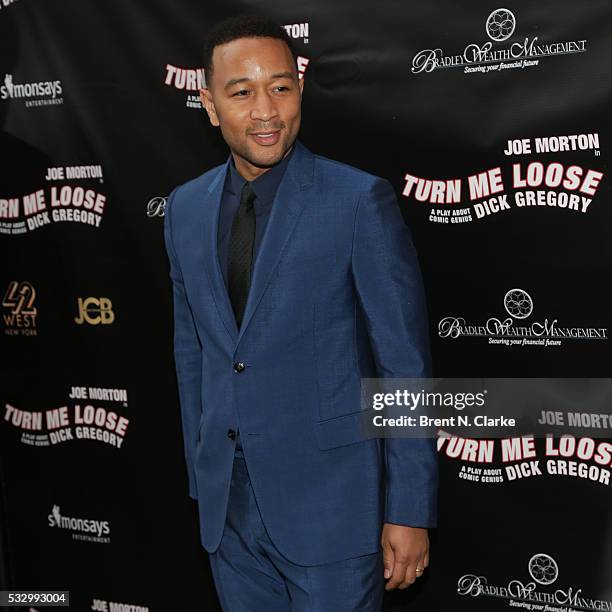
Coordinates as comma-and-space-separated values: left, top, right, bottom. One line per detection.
4, 385, 130, 449
438, 431, 612, 489
146, 196, 166, 218
402, 132, 603, 224
528, 554, 558, 585
0, 164, 107, 235
74, 297, 115, 325
48, 505, 111, 544
0, 72, 63, 106
457, 552, 612, 610
164, 64, 206, 110
283, 22, 309, 43
438, 287, 607, 347
485, 8, 516, 42
2, 281, 37, 336
296, 55, 310, 79
412, 8, 587, 75
503, 289, 532, 319
91, 598, 149, 612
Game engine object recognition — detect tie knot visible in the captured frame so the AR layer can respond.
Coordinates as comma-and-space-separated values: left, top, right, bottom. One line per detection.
241, 181, 256, 209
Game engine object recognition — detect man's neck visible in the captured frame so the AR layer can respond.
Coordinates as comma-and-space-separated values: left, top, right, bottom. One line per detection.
232, 144, 294, 182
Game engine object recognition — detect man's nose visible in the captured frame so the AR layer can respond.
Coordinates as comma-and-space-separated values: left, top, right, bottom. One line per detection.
250, 90, 278, 123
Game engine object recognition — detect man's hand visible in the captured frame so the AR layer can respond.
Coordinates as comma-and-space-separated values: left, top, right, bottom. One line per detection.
381, 523, 429, 590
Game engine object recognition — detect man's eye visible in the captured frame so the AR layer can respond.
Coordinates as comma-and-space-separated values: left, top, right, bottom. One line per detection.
275, 86, 289, 92
232, 90, 249, 97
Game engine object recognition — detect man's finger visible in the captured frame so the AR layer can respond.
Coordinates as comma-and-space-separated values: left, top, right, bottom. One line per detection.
415, 553, 428, 579
401, 556, 428, 588
385, 555, 410, 591
398, 562, 419, 589
381, 540, 394, 580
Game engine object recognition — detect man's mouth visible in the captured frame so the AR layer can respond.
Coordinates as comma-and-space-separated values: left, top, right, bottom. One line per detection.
249, 130, 281, 146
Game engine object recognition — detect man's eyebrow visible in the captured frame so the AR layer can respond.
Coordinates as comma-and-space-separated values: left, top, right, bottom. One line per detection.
224, 77, 250, 89
223, 71, 295, 90
269, 71, 295, 81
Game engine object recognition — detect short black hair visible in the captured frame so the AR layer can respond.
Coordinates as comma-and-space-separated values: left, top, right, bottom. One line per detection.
202, 14, 297, 87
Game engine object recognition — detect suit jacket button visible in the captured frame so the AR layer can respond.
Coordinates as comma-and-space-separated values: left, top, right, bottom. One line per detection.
233, 362, 245, 373
227, 428, 236, 440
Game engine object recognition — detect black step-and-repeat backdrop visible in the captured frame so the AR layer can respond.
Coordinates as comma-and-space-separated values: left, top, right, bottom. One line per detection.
1, 1, 610, 610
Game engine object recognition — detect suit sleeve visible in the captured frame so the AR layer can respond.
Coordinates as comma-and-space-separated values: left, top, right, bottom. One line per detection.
164, 187, 202, 500
351, 177, 438, 528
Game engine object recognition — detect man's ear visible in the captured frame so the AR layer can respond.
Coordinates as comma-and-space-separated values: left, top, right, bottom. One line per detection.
199, 88, 220, 127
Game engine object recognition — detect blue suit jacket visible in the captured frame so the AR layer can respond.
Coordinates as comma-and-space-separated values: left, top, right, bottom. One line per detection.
164, 139, 438, 566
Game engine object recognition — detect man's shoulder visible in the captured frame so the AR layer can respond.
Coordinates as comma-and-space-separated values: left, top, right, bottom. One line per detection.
164, 162, 226, 225
171, 162, 226, 200
311, 149, 388, 193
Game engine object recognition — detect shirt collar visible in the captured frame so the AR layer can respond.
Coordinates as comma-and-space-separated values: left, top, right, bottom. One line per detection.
227, 143, 295, 205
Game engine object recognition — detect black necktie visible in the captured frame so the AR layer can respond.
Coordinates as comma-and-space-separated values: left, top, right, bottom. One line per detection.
228, 181, 256, 329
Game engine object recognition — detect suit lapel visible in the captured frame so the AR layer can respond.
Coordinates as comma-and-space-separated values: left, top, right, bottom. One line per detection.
201, 140, 315, 347
237, 140, 315, 344
202, 157, 239, 342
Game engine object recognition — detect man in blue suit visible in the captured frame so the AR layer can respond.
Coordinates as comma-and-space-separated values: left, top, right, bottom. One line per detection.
164, 14, 437, 611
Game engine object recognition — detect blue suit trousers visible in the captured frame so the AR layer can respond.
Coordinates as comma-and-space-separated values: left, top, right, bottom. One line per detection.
208, 434, 385, 611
